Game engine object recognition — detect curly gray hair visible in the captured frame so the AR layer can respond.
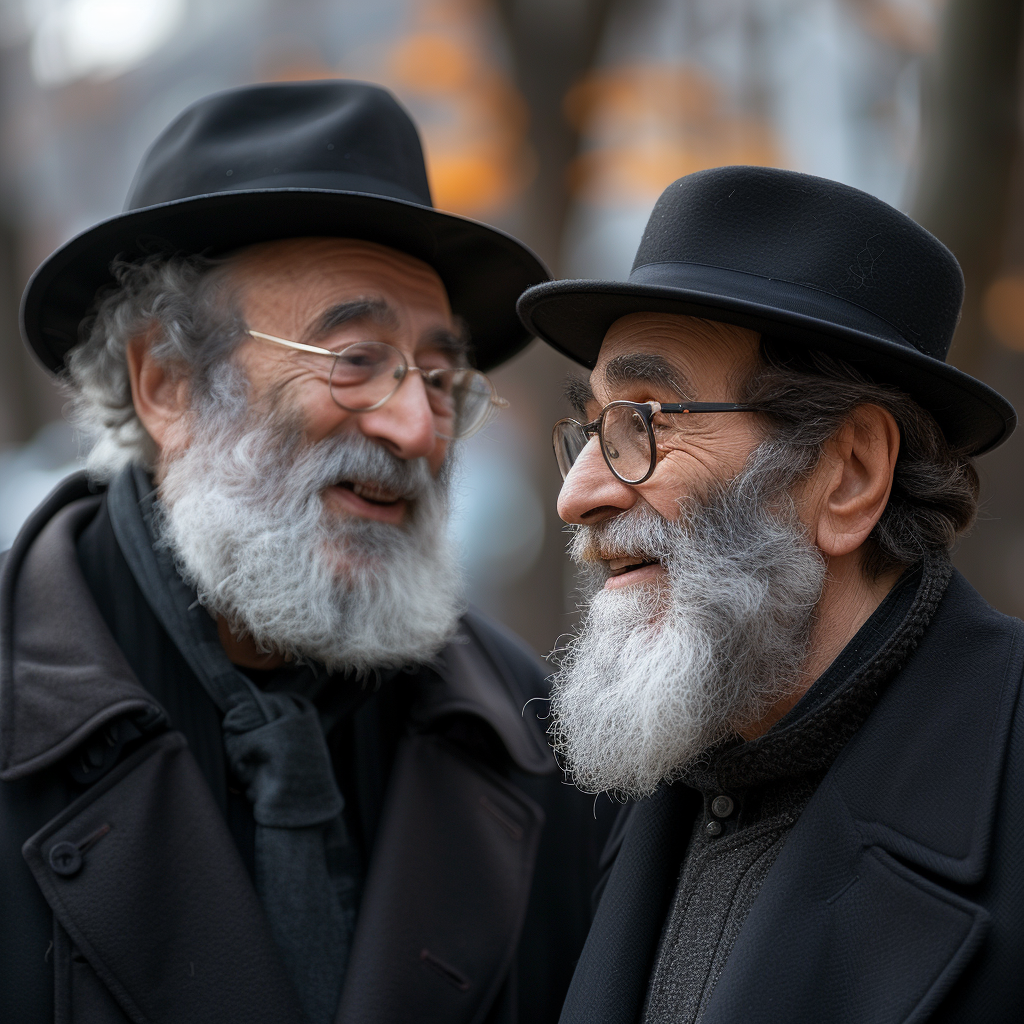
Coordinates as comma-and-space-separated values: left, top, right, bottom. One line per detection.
65, 254, 246, 480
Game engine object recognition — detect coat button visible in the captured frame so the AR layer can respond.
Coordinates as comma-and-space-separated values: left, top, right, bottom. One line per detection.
49, 842, 82, 877
705, 820, 723, 837
711, 794, 735, 819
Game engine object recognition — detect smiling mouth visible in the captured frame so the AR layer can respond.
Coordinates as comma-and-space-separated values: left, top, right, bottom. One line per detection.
606, 556, 661, 577
335, 480, 404, 506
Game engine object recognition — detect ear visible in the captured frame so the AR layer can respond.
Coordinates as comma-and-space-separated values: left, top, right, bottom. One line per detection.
805, 404, 900, 559
125, 333, 192, 459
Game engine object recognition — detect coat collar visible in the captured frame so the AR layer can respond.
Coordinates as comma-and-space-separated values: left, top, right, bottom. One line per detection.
415, 611, 554, 776
560, 568, 1023, 1024
0, 473, 165, 782
1, 471, 552, 781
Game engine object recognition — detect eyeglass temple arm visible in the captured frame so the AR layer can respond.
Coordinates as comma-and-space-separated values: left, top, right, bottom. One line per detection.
247, 330, 334, 357
249, 329, 508, 410
654, 401, 761, 413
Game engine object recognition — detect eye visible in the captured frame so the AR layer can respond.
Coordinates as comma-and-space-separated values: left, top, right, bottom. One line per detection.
423, 369, 452, 392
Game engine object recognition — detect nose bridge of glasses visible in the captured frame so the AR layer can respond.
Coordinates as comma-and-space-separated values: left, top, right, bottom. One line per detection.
568, 430, 603, 470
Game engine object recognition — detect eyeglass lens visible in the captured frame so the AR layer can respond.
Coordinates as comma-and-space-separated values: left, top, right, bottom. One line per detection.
328, 341, 495, 439
600, 404, 652, 483
553, 405, 654, 485
553, 421, 591, 480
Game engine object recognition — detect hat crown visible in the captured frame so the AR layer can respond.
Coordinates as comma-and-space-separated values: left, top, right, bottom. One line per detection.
631, 165, 963, 361
126, 80, 433, 212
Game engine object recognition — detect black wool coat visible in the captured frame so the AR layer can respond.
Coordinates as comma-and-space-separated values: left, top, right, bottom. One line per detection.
560, 569, 1024, 1023
0, 476, 608, 1024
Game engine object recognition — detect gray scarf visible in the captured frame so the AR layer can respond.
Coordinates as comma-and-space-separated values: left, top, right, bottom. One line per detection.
107, 465, 356, 1024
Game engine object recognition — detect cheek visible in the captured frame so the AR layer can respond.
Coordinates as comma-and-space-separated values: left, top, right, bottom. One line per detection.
638, 428, 759, 516
280, 381, 350, 442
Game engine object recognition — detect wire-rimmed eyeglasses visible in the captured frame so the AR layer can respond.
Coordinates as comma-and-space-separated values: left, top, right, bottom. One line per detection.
553, 400, 763, 485
248, 329, 507, 440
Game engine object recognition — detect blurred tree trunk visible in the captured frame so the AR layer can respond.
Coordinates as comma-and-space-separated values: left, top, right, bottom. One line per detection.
495, 0, 614, 274
0, 215, 33, 447
913, 0, 1024, 616
913, 0, 1024, 377
479, 1, 614, 656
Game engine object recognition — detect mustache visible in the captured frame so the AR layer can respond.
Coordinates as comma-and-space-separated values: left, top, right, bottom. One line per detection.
213, 407, 443, 508
569, 501, 673, 570
567, 455, 796, 579
301, 432, 436, 502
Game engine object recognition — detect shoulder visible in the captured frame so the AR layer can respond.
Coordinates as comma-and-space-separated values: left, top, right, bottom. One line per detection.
934, 567, 1019, 634
909, 567, 1023, 688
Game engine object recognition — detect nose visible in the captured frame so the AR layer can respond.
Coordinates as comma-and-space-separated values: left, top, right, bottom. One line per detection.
356, 371, 441, 461
556, 436, 638, 525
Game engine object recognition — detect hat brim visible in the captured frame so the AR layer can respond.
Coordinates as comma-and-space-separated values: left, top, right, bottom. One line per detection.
517, 278, 1016, 456
22, 188, 550, 374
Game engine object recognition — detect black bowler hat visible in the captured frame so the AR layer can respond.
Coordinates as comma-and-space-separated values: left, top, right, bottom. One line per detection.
22, 80, 548, 374
518, 165, 1015, 454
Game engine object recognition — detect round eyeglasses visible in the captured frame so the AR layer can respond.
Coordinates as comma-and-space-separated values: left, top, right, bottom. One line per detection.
553, 400, 762, 485
248, 330, 507, 440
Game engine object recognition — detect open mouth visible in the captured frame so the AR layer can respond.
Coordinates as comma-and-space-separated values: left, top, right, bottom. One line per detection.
336, 480, 404, 506
607, 558, 659, 578
325, 479, 409, 525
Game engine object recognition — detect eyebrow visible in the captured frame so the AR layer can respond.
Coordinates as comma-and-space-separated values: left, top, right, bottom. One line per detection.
305, 299, 470, 359
563, 375, 595, 417
306, 299, 399, 343
601, 353, 694, 399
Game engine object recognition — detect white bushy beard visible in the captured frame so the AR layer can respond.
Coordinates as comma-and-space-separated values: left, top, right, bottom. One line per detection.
155, 386, 465, 675
548, 449, 827, 800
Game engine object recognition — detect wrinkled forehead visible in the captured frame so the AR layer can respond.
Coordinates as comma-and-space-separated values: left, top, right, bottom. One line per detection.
224, 237, 453, 317
590, 312, 761, 401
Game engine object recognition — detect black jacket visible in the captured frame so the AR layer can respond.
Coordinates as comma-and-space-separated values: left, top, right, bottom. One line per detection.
0, 475, 607, 1024
560, 568, 1024, 1023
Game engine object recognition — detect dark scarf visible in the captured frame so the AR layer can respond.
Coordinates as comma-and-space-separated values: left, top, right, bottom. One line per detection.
104, 466, 359, 1024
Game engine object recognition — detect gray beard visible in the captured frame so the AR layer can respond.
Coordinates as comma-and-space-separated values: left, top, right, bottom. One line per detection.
548, 451, 826, 800
155, 395, 465, 675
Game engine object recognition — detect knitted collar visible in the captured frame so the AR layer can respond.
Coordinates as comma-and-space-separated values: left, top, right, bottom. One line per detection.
686, 551, 953, 793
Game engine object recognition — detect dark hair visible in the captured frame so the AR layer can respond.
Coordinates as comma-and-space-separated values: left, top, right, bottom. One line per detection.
742, 341, 979, 579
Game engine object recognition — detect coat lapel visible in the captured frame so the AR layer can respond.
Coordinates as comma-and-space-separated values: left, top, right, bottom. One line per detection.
700, 571, 1023, 1024
336, 734, 544, 1024
558, 783, 700, 1024
700, 778, 990, 1024
23, 731, 305, 1024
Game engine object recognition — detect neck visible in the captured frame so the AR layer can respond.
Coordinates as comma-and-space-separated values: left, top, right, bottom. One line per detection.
736, 548, 901, 741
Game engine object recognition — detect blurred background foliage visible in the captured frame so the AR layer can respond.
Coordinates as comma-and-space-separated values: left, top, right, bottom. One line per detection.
1, 0, 1023, 657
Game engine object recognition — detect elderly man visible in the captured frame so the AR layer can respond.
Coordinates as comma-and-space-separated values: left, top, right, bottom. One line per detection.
0, 82, 606, 1024
517, 166, 1024, 1023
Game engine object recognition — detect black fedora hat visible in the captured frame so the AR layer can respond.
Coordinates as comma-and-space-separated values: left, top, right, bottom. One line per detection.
518, 165, 1015, 455
22, 80, 549, 374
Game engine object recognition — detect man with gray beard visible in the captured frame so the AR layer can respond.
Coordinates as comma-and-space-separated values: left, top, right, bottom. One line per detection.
0, 82, 609, 1024
518, 167, 1024, 1022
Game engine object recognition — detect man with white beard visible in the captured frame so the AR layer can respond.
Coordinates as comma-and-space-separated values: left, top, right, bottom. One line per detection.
518, 166, 1024, 1023
0, 82, 608, 1024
